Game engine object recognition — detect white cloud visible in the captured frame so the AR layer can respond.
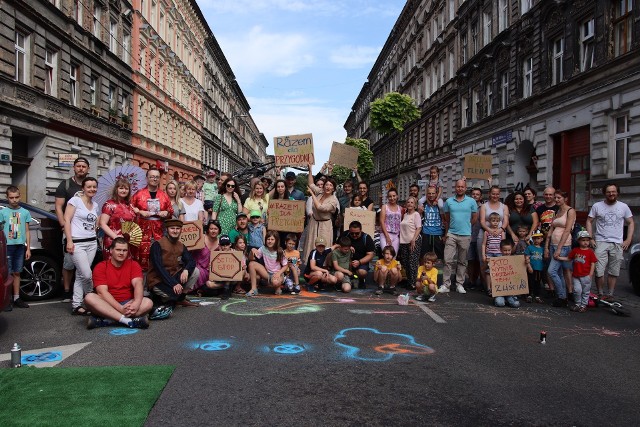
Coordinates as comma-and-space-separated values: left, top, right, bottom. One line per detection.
217, 26, 315, 86
329, 45, 381, 69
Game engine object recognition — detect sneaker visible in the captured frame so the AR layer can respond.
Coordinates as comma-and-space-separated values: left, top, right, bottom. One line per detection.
439, 285, 450, 293
129, 316, 150, 329
87, 316, 115, 330
415, 294, 426, 302
149, 305, 173, 320
375, 287, 383, 296
526, 296, 533, 303
392, 287, 401, 296
292, 285, 301, 294
456, 285, 467, 294
12, 298, 29, 308
428, 294, 436, 303
61, 291, 72, 303
359, 278, 366, 289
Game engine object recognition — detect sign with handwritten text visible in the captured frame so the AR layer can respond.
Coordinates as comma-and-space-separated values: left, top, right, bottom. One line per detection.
343, 208, 375, 238
274, 133, 315, 167
463, 155, 493, 179
179, 220, 204, 251
488, 255, 529, 297
267, 200, 305, 232
328, 142, 359, 169
209, 251, 243, 281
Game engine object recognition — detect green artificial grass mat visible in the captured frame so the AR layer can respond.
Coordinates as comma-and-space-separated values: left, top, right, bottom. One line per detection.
0, 365, 175, 427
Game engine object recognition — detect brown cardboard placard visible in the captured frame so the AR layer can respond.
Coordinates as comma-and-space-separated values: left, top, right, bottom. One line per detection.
267, 199, 306, 232
488, 255, 529, 297
328, 141, 359, 169
209, 250, 244, 281
463, 154, 493, 179
343, 208, 375, 238
179, 220, 204, 251
274, 133, 315, 167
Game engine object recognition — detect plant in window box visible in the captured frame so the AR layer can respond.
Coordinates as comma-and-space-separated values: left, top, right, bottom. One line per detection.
121, 114, 131, 128
108, 108, 118, 123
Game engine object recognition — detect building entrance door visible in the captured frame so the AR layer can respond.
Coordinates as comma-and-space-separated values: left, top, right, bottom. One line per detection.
553, 126, 590, 224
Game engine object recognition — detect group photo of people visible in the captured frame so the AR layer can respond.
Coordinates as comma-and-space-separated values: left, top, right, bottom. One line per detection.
5, 153, 634, 330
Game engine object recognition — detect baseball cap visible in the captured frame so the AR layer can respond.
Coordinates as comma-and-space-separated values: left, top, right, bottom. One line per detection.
314, 236, 327, 246
219, 235, 231, 246
249, 210, 262, 218
577, 230, 591, 240
285, 171, 296, 179
74, 157, 90, 166
236, 212, 248, 219
531, 230, 543, 238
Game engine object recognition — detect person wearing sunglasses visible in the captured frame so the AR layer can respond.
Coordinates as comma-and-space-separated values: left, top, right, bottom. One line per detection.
210, 177, 242, 235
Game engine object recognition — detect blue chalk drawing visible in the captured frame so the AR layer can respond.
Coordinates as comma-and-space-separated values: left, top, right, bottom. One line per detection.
21, 351, 63, 364
334, 327, 435, 362
199, 341, 232, 351
110, 328, 139, 336
272, 343, 306, 354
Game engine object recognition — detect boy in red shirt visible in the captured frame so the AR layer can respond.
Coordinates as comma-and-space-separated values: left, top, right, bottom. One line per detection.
560, 231, 597, 312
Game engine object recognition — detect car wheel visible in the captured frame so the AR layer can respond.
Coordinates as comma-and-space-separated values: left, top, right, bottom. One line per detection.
630, 257, 640, 297
20, 255, 61, 301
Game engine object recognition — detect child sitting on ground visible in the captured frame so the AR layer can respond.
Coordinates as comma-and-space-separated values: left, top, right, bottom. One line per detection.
524, 230, 544, 303
205, 234, 233, 300
330, 236, 355, 293
247, 230, 288, 297
283, 233, 302, 294
248, 210, 266, 250
303, 236, 336, 292
374, 245, 402, 295
482, 212, 506, 295
233, 235, 250, 295
558, 231, 597, 312
490, 240, 522, 308
415, 252, 438, 302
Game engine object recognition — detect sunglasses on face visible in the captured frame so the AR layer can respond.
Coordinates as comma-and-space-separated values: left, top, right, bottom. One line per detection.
349, 232, 361, 237
227, 184, 235, 188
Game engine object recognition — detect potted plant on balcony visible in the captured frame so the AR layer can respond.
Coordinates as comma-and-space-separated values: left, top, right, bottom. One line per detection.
121, 114, 131, 129
108, 108, 118, 123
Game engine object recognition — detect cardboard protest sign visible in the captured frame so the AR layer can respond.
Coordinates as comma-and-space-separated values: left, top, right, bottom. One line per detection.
488, 255, 529, 297
267, 200, 305, 232
274, 133, 315, 167
209, 250, 244, 281
179, 220, 204, 251
328, 142, 359, 169
463, 155, 493, 179
343, 208, 375, 238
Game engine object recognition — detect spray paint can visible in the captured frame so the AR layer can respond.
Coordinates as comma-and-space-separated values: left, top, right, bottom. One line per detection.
11, 343, 22, 368
540, 331, 547, 345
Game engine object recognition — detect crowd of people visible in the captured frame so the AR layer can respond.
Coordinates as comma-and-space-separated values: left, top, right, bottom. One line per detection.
2, 156, 634, 329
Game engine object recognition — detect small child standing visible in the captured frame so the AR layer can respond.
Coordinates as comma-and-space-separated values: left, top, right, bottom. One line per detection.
415, 252, 438, 302
374, 245, 402, 295
513, 225, 530, 255
428, 166, 444, 208
1, 186, 31, 309
559, 231, 597, 312
330, 236, 354, 293
283, 234, 302, 294
524, 230, 545, 303
491, 240, 521, 308
248, 210, 266, 250
202, 170, 218, 219
482, 212, 506, 295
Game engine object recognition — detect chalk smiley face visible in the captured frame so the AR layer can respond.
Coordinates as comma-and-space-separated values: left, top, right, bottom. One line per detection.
334, 328, 435, 361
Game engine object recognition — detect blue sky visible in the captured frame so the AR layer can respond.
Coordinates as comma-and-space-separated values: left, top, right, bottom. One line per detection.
199, 0, 406, 174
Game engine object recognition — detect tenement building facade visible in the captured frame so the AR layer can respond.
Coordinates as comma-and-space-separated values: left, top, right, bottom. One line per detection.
345, 0, 639, 228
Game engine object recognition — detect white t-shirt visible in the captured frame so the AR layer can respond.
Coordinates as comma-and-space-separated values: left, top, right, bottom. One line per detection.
68, 196, 98, 238
180, 198, 205, 221
588, 200, 633, 243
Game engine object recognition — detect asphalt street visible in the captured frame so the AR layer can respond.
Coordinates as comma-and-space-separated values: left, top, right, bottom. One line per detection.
1, 275, 639, 426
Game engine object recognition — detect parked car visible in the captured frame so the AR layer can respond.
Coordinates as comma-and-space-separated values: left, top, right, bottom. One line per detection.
0, 200, 63, 300
628, 243, 640, 296
0, 221, 12, 311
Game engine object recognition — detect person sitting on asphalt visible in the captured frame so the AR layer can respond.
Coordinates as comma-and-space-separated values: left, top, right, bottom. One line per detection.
303, 236, 336, 292
146, 218, 200, 319
339, 221, 375, 288
85, 237, 153, 329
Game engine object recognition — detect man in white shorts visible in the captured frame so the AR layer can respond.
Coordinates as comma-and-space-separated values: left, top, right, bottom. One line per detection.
586, 183, 634, 298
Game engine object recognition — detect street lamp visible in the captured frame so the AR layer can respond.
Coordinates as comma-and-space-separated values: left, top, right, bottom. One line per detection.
220, 114, 248, 171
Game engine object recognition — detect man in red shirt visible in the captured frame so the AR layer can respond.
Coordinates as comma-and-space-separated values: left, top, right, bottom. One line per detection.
84, 237, 153, 329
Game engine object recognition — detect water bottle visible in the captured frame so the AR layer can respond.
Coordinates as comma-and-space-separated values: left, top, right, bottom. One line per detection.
11, 343, 21, 368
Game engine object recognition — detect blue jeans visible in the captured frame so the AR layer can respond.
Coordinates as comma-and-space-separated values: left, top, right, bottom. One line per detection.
548, 245, 571, 299
494, 296, 520, 307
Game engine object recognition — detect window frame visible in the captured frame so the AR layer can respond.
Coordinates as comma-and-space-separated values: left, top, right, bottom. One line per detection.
551, 37, 564, 85
523, 56, 533, 98
498, 0, 509, 32
579, 18, 595, 72
90, 75, 98, 107
44, 49, 58, 96
69, 64, 78, 106
93, 5, 102, 38
500, 71, 509, 109
614, 114, 631, 176
614, 0, 633, 56
14, 31, 28, 84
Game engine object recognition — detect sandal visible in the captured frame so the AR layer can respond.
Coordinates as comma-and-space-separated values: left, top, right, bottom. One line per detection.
72, 306, 90, 316
233, 287, 246, 295
534, 296, 544, 304
177, 299, 200, 307
579, 306, 587, 313
246, 289, 259, 297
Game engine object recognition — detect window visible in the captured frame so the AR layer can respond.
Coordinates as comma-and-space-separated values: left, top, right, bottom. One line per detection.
93, 5, 101, 38
14, 31, 28, 84
483, 11, 492, 46
523, 57, 532, 98
500, 72, 509, 109
149, 53, 155, 82
485, 81, 493, 116
472, 88, 480, 122
159, 12, 165, 38
615, 114, 630, 175
461, 96, 469, 128
471, 21, 478, 55
121, 91, 130, 116
90, 75, 98, 106
521, 0, 533, 15
614, 0, 633, 56
461, 32, 468, 64
449, 49, 454, 81
108, 84, 117, 111
425, 74, 431, 98
498, 0, 508, 32
151, 1, 157, 27
74, 0, 83, 25
45, 49, 57, 96
109, 18, 118, 52
579, 18, 595, 71
69, 64, 78, 106
551, 38, 563, 85
123, 31, 131, 65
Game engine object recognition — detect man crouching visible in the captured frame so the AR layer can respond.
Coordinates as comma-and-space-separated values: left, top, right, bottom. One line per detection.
85, 237, 153, 329
146, 219, 200, 319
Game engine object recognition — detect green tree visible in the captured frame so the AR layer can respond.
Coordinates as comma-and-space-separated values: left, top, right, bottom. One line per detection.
369, 92, 420, 134
331, 137, 373, 184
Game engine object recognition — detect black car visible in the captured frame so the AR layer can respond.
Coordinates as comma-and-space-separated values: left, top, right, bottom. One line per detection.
628, 243, 640, 296
0, 200, 63, 300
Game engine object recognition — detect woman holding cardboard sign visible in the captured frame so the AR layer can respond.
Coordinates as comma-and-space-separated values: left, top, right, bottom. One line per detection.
302, 163, 338, 261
